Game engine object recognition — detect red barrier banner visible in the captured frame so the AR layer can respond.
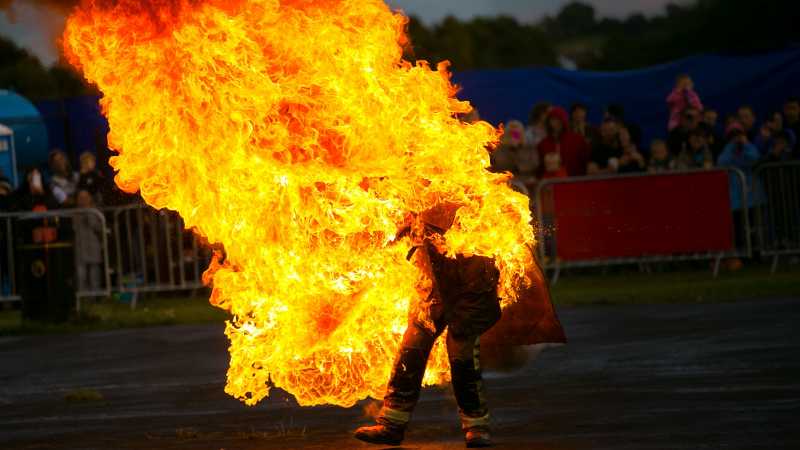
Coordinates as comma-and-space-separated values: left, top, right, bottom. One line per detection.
548, 171, 734, 261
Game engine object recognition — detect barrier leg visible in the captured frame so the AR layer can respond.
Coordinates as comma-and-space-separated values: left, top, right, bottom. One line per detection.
771, 255, 779, 274
550, 264, 561, 285
712, 254, 722, 278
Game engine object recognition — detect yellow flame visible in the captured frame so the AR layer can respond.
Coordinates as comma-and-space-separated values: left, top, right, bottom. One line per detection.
64, 0, 535, 407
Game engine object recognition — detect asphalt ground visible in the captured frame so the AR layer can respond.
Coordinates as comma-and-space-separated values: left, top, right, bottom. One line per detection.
1, 298, 798, 450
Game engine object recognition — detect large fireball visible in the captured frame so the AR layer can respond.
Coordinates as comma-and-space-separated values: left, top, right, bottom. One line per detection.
64, 0, 535, 407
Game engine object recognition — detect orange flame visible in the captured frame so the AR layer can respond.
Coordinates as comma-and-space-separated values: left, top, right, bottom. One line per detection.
64, 0, 535, 407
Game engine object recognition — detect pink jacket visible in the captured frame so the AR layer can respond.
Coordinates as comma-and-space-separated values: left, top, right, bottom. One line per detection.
666, 87, 703, 130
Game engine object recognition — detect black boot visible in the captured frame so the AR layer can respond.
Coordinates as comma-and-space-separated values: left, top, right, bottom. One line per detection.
354, 422, 405, 446
465, 427, 492, 448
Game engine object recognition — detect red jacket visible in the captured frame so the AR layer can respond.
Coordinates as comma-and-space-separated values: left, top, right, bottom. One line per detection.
537, 107, 590, 177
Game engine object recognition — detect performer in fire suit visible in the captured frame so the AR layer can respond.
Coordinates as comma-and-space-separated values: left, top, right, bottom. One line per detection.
355, 203, 565, 448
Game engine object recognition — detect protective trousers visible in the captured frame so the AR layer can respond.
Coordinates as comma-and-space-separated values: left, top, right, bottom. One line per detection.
378, 321, 490, 431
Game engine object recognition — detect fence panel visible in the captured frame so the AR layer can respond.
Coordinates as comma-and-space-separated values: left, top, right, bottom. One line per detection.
534, 169, 750, 282
104, 204, 209, 307
0, 209, 112, 306
754, 161, 800, 272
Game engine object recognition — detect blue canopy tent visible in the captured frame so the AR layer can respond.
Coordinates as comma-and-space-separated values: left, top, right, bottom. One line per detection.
452, 47, 800, 148
0, 90, 49, 184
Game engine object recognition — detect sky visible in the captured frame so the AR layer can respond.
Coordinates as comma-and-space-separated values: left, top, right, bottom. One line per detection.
1, 0, 689, 66
385, 0, 687, 24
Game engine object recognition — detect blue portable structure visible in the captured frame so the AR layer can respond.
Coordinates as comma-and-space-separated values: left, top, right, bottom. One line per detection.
0, 124, 19, 186
0, 90, 50, 184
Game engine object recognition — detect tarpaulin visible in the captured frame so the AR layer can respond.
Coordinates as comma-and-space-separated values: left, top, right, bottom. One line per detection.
453, 47, 800, 147
547, 171, 734, 261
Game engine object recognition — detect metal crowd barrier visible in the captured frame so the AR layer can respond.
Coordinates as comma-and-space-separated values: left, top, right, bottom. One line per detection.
0, 208, 112, 309
104, 204, 209, 308
533, 168, 752, 283
0, 204, 210, 310
754, 161, 800, 273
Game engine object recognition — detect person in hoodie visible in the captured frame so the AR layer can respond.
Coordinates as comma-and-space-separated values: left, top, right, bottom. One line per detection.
537, 106, 590, 177
667, 74, 703, 131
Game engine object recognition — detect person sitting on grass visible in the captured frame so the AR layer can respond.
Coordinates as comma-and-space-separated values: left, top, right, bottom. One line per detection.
647, 139, 676, 173
677, 129, 714, 170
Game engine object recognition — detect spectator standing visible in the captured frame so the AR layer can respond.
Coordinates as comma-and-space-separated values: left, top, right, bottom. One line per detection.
617, 126, 646, 173
755, 112, 797, 156
759, 131, 793, 164
587, 119, 622, 175
647, 139, 676, 173
783, 97, 800, 155
525, 102, 551, 149
666, 74, 703, 131
667, 107, 700, 155
74, 189, 104, 291
537, 106, 590, 177
737, 105, 758, 142
570, 103, 599, 146
77, 151, 110, 205
677, 129, 714, 170
0, 170, 11, 211
701, 108, 724, 160
48, 149, 79, 207
491, 120, 538, 190
605, 104, 642, 147
719, 122, 760, 170
12, 168, 58, 212
703, 109, 719, 130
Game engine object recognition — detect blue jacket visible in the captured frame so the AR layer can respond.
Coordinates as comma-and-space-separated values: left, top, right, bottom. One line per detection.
718, 141, 761, 210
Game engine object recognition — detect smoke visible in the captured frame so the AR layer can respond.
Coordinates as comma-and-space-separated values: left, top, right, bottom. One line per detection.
0, 0, 77, 14
0, 0, 78, 65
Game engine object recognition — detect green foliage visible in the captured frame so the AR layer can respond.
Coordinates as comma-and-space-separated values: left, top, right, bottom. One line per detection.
0, 35, 92, 100
405, 0, 799, 71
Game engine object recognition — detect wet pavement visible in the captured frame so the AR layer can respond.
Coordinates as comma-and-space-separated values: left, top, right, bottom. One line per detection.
1, 298, 799, 449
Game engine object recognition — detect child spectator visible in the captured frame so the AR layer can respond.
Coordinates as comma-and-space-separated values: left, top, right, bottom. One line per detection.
77, 151, 109, 205
537, 106, 590, 177
570, 103, 598, 146
491, 120, 538, 188
666, 74, 703, 131
74, 189, 104, 291
48, 149, 79, 206
617, 125, 646, 173
525, 102, 551, 149
587, 119, 622, 175
703, 109, 719, 130
668, 107, 700, 155
677, 129, 714, 170
541, 152, 568, 179
737, 105, 758, 141
647, 139, 676, 173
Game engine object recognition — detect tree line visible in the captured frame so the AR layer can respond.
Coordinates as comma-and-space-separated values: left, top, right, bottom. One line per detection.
1, 0, 797, 100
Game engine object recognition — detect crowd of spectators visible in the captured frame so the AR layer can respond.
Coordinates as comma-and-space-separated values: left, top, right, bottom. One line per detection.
490, 74, 800, 193
0, 149, 117, 291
